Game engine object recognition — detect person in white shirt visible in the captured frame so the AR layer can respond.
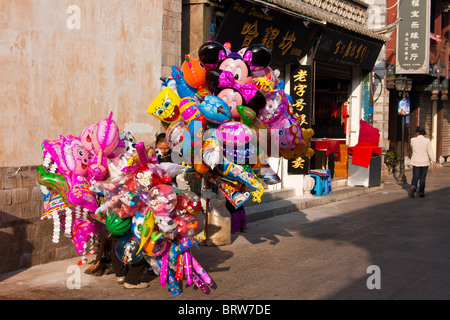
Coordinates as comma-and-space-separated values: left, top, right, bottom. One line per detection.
409, 126, 436, 198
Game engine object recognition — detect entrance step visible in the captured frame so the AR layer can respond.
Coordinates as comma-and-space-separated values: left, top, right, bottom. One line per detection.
245, 183, 383, 223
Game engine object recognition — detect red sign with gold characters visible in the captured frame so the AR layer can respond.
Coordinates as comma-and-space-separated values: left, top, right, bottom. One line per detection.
288, 64, 312, 175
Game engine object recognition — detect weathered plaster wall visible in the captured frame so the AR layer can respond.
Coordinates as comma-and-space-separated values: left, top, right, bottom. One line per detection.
0, 0, 185, 274
0, 0, 164, 167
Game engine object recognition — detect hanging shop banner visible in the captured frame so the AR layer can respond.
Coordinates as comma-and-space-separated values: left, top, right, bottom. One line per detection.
395, 0, 430, 74
398, 98, 410, 115
314, 28, 384, 70
216, 0, 324, 62
288, 64, 312, 175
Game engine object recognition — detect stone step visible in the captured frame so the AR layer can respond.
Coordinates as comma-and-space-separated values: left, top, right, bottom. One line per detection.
244, 187, 296, 207
245, 183, 383, 223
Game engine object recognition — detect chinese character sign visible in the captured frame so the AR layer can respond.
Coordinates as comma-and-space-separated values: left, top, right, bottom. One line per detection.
288, 65, 312, 174
396, 0, 430, 74
314, 28, 383, 70
216, 0, 323, 62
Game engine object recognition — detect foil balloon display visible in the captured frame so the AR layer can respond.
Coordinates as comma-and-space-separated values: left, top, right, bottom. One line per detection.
174, 191, 201, 217
36, 165, 72, 209
179, 97, 202, 122
197, 95, 231, 124
79, 122, 96, 154
66, 172, 98, 213
279, 128, 315, 159
147, 87, 182, 125
131, 210, 146, 239
252, 67, 280, 99
171, 66, 198, 98
203, 170, 250, 209
181, 54, 206, 89
143, 233, 167, 257
91, 112, 120, 156
201, 131, 221, 169
165, 119, 188, 154
72, 217, 101, 255
42, 136, 91, 177
222, 142, 258, 164
271, 117, 303, 149
257, 90, 289, 126
115, 234, 143, 264
41, 192, 67, 221
253, 163, 282, 185
148, 184, 177, 216
217, 121, 253, 148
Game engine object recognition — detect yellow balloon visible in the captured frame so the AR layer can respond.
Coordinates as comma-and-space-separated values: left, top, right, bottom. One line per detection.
147, 87, 182, 124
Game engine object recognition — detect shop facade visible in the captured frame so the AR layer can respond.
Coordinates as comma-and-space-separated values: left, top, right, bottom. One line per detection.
183, 0, 387, 194
386, 0, 450, 169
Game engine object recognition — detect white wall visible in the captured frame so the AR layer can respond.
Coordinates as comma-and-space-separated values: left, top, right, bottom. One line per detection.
0, 0, 164, 167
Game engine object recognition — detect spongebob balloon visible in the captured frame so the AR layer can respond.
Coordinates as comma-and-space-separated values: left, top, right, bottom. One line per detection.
147, 87, 182, 127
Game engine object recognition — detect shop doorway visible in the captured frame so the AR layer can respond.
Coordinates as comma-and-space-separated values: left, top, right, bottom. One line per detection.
310, 61, 352, 178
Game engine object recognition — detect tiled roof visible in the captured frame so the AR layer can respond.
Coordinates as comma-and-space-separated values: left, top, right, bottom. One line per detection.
265, 0, 389, 42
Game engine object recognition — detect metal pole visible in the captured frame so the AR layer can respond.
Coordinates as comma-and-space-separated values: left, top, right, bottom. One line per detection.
397, 88, 407, 184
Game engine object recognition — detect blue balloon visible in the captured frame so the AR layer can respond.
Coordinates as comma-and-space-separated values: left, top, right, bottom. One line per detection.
115, 234, 143, 264
171, 66, 197, 98
198, 95, 231, 124
286, 93, 293, 105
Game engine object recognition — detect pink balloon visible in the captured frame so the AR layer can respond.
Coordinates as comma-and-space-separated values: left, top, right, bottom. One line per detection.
257, 90, 289, 126
148, 184, 177, 215
217, 121, 253, 148
271, 117, 302, 149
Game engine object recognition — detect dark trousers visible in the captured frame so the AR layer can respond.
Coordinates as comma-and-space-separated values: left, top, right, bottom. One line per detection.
230, 209, 247, 233
411, 166, 428, 196
110, 235, 147, 285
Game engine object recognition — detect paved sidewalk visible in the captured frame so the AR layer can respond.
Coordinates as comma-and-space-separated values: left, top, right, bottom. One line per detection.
0, 164, 449, 300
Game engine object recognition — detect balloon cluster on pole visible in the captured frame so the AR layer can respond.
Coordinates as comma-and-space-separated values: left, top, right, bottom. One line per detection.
148, 41, 315, 209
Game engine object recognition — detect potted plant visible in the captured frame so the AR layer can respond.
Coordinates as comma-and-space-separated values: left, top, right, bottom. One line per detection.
384, 150, 400, 173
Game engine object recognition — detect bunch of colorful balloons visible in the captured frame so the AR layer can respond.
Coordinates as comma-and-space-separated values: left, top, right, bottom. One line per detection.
37, 112, 214, 295
147, 41, 315, 209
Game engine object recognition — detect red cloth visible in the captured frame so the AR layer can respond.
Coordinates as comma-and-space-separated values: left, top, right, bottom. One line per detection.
311, 139, 346, 157
349, 142, 381, 168
358, 120, 380, 146
310, 170, 329, 177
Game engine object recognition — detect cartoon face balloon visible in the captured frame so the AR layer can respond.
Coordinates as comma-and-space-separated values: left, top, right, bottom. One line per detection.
218, 56, 253, 85
62, 138, 92, 176
181, 55, 206, 89
257, 90, 289, 126
217, 89, 243, 119
198, 95, 231, 124
148, 184, 177, 216
271, 117, 302, 149
79, 122, 96, 153
147, 87, 182, 124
